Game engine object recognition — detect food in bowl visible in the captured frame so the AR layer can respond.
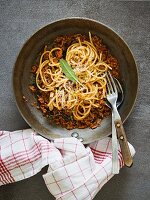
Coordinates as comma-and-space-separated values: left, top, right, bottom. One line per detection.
29, 33, 119, 130
13, 18, 138, 143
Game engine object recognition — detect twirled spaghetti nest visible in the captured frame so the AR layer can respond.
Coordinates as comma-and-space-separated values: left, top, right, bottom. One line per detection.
30, 33, 119, 129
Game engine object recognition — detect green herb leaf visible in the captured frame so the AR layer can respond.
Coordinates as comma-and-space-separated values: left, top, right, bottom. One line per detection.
60, 59, 79, 83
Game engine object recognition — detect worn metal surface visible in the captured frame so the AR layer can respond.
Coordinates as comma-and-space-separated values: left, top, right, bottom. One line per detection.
0, 0, 150, 199
13, 18, 138, 144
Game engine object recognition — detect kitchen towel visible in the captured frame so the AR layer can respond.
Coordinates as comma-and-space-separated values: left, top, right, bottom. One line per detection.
0, 129, 135, 200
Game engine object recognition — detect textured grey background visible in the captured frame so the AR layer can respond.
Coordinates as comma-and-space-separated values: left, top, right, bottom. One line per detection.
0, 0, 150, 200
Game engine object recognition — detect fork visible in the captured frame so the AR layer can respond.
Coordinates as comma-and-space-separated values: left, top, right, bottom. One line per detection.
106, 72, 119, 174
106, 72, 133, 171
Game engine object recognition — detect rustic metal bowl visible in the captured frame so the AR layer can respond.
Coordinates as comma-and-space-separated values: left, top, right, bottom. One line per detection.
13, 18, 138, 144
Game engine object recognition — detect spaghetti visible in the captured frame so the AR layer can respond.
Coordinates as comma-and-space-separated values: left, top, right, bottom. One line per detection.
36, 33, 111, 121
30, 33, 119, 129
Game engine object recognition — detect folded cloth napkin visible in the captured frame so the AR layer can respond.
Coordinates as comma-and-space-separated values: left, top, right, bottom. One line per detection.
0, 129, 135, 200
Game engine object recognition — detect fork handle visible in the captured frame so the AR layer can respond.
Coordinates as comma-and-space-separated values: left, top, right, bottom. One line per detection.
112, 112, 119, 174
115, 119, 133, 167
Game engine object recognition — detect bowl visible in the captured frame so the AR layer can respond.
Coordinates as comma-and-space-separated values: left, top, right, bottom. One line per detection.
13, 18, 138, 144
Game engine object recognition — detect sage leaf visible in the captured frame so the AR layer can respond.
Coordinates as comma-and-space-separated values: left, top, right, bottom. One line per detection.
60, 59, 79, 83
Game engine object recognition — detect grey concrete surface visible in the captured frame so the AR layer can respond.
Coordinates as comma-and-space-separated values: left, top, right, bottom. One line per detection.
0, 0, 150, 200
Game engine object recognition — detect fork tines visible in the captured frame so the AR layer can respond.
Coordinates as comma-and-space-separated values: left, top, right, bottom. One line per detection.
106, 71, 117, 94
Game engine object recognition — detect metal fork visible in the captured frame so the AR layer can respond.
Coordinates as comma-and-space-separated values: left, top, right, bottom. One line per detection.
106, 72, 119, 174
106, 72, 133, 172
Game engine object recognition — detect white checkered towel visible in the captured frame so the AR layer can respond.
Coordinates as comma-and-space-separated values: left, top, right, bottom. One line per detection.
0, 129, 135, 200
